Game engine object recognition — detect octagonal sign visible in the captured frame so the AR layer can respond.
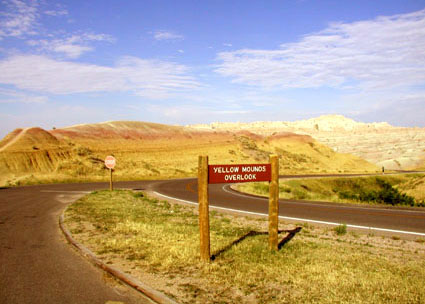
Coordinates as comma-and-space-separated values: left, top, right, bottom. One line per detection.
105, 155, 116, 169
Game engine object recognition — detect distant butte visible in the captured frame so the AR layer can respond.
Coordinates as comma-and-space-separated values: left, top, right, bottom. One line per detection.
188, 115, 425, 170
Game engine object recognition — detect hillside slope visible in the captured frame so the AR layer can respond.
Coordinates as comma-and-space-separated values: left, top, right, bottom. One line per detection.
0, 128, 70, 180
0, 127, 61, 152
190, 115, 425, 170
0, 120, 378, 186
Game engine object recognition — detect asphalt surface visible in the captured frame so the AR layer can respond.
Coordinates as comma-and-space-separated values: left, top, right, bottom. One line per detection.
1, 176, 425, 303
0, 182, 154, 304
154, 177, 425, 235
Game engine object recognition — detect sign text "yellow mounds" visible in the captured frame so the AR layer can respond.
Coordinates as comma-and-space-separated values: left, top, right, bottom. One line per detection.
208, 164, 271, 184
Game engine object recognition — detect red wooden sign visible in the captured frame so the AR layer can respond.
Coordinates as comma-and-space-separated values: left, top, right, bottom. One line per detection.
208, 164, 271, 184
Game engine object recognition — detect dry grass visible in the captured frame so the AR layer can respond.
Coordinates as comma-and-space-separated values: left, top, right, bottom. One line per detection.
397, 175, 425, 201
65, 190, 425, 303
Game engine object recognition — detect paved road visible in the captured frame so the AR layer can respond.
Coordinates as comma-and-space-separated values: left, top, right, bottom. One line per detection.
0, 182, 154, 304
153, 177, 425, 235
1, 176, 425, 303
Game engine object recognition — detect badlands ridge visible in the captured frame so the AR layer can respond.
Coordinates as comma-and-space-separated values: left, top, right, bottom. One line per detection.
190, 115, 425, 170
0, 115, 423, 186
0, 117, 380, 186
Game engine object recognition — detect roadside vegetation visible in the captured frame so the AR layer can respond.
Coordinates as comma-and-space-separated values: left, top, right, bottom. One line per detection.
65, 190, 425, 303
236, 174, 425, 207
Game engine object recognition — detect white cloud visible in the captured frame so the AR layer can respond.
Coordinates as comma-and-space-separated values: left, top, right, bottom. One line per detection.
0, 55, 200, 98
51, 43, 93, 58
1, 1, 112, 58
0, 88, 47, 103
146, 104, 253, 124
0, 95, 48, 104
153, 30, 184, 41
27, 33, 115, 58
43, 2, 68, 16
82, 33, 115, 43
0, 0, 39, 38
215, 9, 425, 91
352, 92, 425, 127
214, 110, 249, 114
44, 9, 68, 16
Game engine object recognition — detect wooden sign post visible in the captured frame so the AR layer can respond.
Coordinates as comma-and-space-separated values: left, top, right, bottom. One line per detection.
269, 155, 279, 251
198, 154, 279, 261
109, 168, 113, 191
105, 156, 116, 191
198, 156, 210, 262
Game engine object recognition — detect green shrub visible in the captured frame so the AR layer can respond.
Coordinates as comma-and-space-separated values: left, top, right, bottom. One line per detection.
334, 224, 347, 235
337, 178, 417, 206
132, 192, 144, 198
253, 182, 269, 193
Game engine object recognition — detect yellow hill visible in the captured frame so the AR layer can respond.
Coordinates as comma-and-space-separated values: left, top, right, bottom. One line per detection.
0, 128, 24, 151
0, 127, 61, 152
0, 128, 70, 181
0, 121, 378, 186
51, 121, 194, 140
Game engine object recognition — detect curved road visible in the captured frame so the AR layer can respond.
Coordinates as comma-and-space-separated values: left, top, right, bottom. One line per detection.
1, 177, 425, 303
153, 178, 425, 236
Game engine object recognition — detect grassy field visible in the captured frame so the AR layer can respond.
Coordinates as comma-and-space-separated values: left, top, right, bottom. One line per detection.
64, 190, 425, 303
236, 174, 425, 207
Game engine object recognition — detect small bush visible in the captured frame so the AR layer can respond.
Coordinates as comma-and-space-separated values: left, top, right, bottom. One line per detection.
292, 188, 308, 200
253, 182, 269, 193
280, 186, 291, 193
334, 224, 347, 235
132, 192, 144, 198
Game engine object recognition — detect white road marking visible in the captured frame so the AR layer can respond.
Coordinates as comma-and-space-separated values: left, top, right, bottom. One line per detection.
153, 191, 425, 237
222, 185, 267, 200
40, 190, 92, 193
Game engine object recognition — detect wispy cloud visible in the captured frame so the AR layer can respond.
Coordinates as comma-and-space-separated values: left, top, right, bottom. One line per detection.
27, 33, 115, 58
146, 103, 254, 124
0, 55, 200, 99
153, 30, 184, 41
44, 9, 68, 16
340, 90, 425, 127
215, 9, 425, 91
1, 1, 112, 59
367, 99, 425, 128
43, 1, 68, 16
0, 0, 39, 38
0, 88, 47, 103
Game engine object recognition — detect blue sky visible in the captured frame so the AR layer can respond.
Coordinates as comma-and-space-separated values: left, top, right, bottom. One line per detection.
0, 0, 425, 137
